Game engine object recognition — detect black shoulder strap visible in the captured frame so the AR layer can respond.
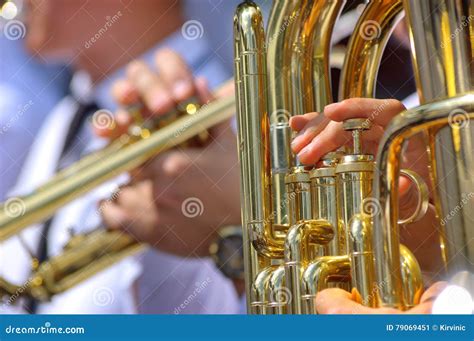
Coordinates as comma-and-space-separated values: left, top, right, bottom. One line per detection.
25, 100, 99, 314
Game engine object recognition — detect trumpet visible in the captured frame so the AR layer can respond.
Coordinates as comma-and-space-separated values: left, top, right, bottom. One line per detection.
234, 0, 473, 315
0, 84, 236, 302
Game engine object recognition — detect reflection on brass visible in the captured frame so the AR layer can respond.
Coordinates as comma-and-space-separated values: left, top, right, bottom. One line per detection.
234, 0, 342, 314
234, 0, 472, 315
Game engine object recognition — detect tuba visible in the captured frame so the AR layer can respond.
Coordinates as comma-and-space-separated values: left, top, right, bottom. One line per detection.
234, 0, 473, 314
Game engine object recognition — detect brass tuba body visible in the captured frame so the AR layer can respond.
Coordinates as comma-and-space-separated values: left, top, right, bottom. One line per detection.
234, 0, 473, 314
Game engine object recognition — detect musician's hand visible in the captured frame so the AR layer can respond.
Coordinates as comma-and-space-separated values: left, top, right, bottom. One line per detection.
98, 48, 240, 257
94, 48, 208, 138
136, 118, 241, 257
101, 117, 240, 257
100, 180, 160, 243
316, 282, 447, 314
290, 98, 444, 280
289, 98, 430, 215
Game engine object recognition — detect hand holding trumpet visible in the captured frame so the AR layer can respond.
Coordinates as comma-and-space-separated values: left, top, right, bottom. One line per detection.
96, 49, 240, 257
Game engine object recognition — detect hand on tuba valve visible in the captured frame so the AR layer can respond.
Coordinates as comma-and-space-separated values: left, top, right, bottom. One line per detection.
290, 97, 447, 313
290, 98, 433, 225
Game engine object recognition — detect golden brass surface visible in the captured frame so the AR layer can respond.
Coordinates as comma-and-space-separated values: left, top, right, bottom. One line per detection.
234, 0, 341, 314
374, 93, 474, 309
372, 0, 474, 309
234, 1, 279, 313
301, 255, 351, 314
235, 0, 472, 315
1, 230, 144, 302
339, 0, 404, 99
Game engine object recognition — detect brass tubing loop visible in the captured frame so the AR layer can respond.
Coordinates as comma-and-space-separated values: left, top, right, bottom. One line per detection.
234, 0, 473, 315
